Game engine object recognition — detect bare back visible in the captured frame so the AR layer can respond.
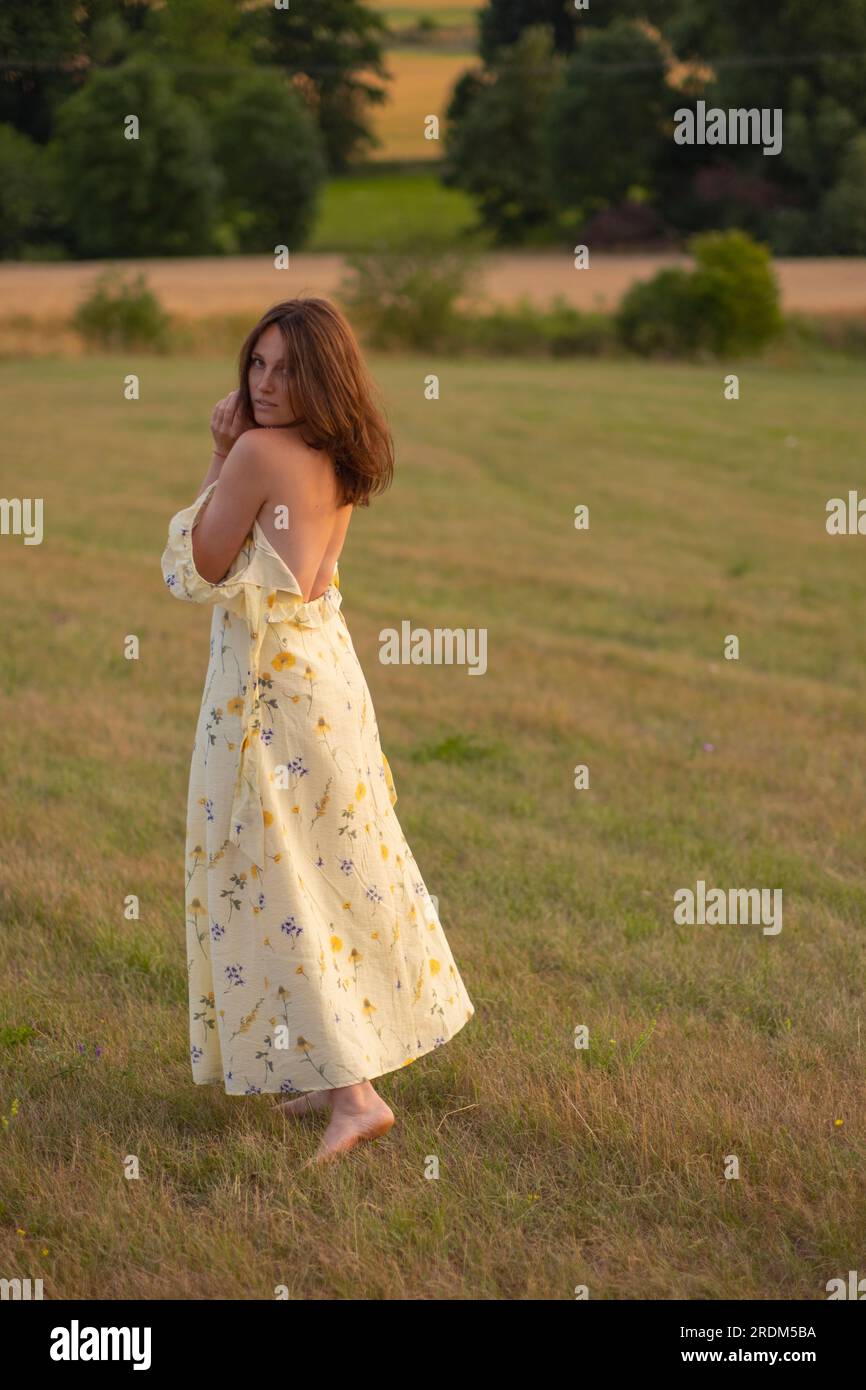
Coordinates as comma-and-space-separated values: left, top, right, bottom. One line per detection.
253, 430, 353, 602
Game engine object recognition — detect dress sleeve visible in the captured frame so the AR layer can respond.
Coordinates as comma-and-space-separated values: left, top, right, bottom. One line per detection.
160, 482, 252, 610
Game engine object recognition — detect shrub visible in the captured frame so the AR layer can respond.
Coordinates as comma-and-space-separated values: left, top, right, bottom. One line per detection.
72, 271, 171, 351
616, 230, 782, 358
338, 242, 479, 350
689, 228, 783, 355
616, 267, 705, 356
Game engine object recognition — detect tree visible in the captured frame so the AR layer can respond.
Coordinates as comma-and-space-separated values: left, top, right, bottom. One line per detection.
443, 27, 561, 243
249, 0, 389, 172
0, 124, 62, 256
666, 0, 866, 248
50, 57, 221, 256
546, 19, 672, 211
211, 70, 326, 252
821, 133, 866, 253
479, 0, 578, 63
0, 0, 88, 143
478, 0, 685, 64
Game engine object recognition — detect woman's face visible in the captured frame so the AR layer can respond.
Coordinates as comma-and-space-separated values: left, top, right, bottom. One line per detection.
248, 324, 296, 427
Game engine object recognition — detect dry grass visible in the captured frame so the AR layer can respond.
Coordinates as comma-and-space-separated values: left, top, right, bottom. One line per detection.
0, 352, 864, 1298
1, 254, 865, 363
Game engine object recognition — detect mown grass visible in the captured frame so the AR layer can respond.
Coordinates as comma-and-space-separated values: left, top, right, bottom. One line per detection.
309, 172, 480, 252
0, 353, 864, 1299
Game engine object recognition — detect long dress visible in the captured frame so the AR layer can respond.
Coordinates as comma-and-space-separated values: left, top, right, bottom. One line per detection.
160, 481, 475, 1096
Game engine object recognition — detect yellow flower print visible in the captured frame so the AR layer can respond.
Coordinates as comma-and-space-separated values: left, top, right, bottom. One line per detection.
362, 998, 377, 1017
227, 697, 244, 716
356, 782, 366, 800
272, 650, 295, 671
315, 716, 331, 737
296, 1035, 313, 1052
380, 844, 389, 860
348, 948, 362, 965
429, 960, 441, 975
330, 934, 343, 952
267, 592, 277, 608
263, 809, 274, 827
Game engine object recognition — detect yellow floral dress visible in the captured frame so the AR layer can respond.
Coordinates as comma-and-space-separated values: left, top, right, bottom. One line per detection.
160, 482, 475, 1095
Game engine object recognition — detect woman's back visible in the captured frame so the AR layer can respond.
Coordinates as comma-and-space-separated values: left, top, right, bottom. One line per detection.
253, 427, 353, 602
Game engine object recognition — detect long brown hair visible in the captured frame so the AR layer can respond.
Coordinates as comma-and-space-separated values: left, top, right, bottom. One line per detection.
237, 298, 394, 508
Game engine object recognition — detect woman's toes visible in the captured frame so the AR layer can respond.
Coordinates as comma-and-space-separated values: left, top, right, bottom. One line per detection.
277, 1091, 331, 1118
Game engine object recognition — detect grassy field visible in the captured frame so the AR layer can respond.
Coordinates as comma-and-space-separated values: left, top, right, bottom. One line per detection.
309, 172, 479, 252
1, 352, 865, 1299
369, 49, 474, 160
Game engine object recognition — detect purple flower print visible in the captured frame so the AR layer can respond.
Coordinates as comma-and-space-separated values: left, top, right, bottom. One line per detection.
281, 917, 303, 941
191, 1044, 203, 1063
339, 859, 354, 876
204, 799, 215, 822
211, 920, 225, 940
225, 963, 245, 987
365, 885, 384, 905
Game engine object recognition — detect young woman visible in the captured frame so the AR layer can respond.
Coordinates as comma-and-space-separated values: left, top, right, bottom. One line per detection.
160, 298, 475, 1163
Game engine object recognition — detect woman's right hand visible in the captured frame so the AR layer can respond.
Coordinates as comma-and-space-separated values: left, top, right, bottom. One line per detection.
211, 389, 253, 458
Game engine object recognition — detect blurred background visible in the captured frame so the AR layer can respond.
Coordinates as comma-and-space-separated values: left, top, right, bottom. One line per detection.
1, 1, 866, 1302
1, 0, 866, 356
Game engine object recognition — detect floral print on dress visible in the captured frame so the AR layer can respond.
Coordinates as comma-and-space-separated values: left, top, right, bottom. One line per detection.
161, 482, 474, 1095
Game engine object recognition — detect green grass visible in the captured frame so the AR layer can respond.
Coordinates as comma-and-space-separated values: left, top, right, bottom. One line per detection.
1, 353, 865, 1298
309, 172, 481, 252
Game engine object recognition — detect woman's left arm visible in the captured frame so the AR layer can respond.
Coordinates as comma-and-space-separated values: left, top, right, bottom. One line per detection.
190, 433, 270, 584
195, 448, 227, 499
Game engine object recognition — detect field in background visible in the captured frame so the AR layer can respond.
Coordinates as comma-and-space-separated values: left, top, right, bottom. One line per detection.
1, 352, 865, 1298
309, 172, 478, 251
368, 49, 474, 160
1, 252, 865, 359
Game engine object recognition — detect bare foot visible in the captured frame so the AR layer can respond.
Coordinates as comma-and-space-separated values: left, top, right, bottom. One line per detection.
276, 1090, 332, 1119
311, 1082, 395, 1164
